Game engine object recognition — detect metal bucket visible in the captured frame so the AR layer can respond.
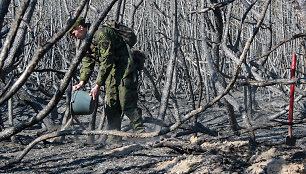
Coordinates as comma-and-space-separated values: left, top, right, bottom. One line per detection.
71, 90, 96, 115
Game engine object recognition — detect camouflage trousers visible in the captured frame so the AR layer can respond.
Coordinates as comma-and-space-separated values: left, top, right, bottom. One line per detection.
105, 71, 144, 143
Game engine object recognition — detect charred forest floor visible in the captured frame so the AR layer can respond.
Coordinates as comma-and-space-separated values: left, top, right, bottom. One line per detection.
0, 91, 305, 174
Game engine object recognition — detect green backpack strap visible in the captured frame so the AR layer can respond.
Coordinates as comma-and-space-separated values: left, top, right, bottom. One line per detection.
126, 43, 135, 65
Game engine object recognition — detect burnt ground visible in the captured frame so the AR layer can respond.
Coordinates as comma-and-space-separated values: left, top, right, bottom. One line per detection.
0, 92, 305, 174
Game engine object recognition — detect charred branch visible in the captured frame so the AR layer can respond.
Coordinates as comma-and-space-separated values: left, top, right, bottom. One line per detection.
239, 78, 306, 87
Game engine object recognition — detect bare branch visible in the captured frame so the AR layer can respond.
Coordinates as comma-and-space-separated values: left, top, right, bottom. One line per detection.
33, 68, 66, 75
128, 0, 144, 28
239, 78, 306, 87
190, 0, 235, 14
249, 33, 306, 62
0, 0, 31, 71
158, 0, 179, 122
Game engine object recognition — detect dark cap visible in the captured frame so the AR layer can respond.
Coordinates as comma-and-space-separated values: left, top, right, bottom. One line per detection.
66, 17, 86, 33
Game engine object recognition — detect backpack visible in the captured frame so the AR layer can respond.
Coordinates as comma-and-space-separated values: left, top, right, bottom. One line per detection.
131, 48, 146, 71
106, 20, 137, 47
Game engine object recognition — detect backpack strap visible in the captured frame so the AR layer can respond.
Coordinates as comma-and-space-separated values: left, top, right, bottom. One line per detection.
126, 43, 136, 68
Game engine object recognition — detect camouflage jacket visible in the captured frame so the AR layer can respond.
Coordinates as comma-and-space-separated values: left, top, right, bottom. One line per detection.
79, 26, 136, 86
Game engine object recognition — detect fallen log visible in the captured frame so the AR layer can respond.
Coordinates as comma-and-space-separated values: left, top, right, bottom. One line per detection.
239, 78, 306, 87
195, 119, 306, 145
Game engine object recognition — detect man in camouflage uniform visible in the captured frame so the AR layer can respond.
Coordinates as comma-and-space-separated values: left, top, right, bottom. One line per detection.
69, 17, 145, 143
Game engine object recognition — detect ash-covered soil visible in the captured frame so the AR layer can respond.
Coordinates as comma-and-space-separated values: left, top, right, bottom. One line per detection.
0, 92, 305, 173
1, 138, 305, 174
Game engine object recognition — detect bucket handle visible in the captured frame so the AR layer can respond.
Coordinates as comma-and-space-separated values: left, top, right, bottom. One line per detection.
71, 90, 79, 103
